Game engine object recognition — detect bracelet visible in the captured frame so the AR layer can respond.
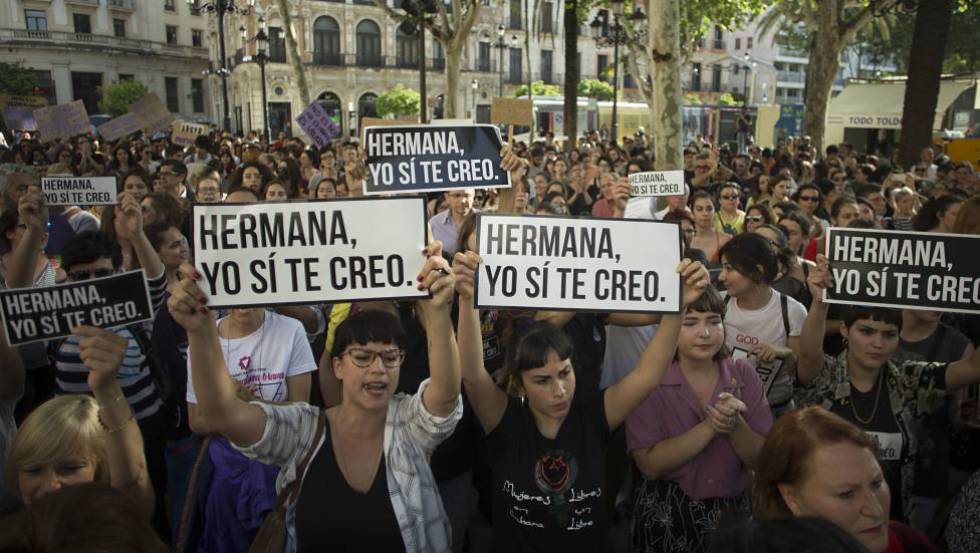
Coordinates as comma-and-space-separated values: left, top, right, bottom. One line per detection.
98, 407, 134, 434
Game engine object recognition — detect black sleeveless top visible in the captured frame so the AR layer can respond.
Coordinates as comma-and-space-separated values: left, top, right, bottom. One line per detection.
294, 422, 406, 552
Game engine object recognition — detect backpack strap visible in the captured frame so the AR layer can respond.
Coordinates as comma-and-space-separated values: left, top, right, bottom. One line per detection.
779, 292, 791, 338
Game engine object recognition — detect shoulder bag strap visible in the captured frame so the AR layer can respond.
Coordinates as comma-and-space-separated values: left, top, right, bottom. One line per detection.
279, 409, 328, 507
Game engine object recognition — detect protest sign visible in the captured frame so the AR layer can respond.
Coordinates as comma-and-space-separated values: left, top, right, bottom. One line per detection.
1, 95, 46, 131
96, 112, 142, 141
296, 100, 342, 148
629, 170, 686, 197
363, 124, 510, 195
0, 270, 154, 347
33, 100, 90, 142
359, 116, 405, 144
823, 228, 980, 314
171, 120, 209, 146
130, 92, 174, 134
491, 97, 533, 126
42, 176, 117, 206
475, 214, 682, 313
192, 198, 429, 308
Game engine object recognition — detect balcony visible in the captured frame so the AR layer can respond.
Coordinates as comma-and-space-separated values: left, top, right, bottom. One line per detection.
65, 0, 100, 6
0, 28, 153, 52
777, 71, 805, 84
108, 0, 136, 11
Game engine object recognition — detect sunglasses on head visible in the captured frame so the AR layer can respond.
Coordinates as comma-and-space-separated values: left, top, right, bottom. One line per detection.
746, 215, 764, 223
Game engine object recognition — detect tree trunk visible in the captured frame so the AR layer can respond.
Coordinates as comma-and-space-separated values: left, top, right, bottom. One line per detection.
525, 0, 534, 137
624, 48, 656, 148
898, 0, 953, 168
444, 41, 463, 118
648, 0, 683, 170
276, 0, 310, 108
562, 0, 579, 151
802, 34, 842, 155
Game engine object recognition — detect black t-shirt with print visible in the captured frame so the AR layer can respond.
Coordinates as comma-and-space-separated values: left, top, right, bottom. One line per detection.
487, 390, 611, 552
831, 377, 904, 520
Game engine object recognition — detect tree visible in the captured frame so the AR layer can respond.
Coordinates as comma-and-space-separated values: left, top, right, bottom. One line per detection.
0, 62, 37, 96
578, 78, 615, 101
898, 0, 954, 169
99, 80, 149, 116
376, 84, 421, 117
516, 81, 563, 97
758, 0, 902, 152
648, 0, 684, 170
275, 0, 311, 109
563, 0, 585, 150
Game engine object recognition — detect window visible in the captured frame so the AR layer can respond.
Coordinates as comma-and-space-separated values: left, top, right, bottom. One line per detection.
25, 10, 47, 32
540, 50, 552, 83
73, 13, 92, 34
191, 78, 204, 113
165, 77, 179, 113
358, 93, 378, 120
597, 54, 609, 82
166, 25, 178, 45
735, 37, 741, 50
432, 39, 445, 70
71, 72, 102, 114
164, 0, 175, 11
189, 0, 201, 15
712, 26, 723, 49
711, 64, 721, 92
508, 47, 522, 83
317, 92, 342, 130
509, 0, 521, 29
313, 17, 342, 65
355, 20, 382, 67
478, 42, 491, 72
747, 37, 753, 49
541, 2, 553, 33
113, 19, 126, 37
691, 62, 702, 91
192, 29, 203, 47
733, 64, 739, 76
34, 70, 56, 105
395, 21, 418, 69
119, 74, 134, 81
623, 72, 635, 89
269, 27, 286, 62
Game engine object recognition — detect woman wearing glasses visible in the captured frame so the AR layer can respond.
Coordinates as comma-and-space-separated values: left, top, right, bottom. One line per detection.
168, 243, 462, 553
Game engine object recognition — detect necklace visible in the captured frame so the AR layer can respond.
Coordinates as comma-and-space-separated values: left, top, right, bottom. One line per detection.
220, 310, 267, 398
850, 367, 884, 426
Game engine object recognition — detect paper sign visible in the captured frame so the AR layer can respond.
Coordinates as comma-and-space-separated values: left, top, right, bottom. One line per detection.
42, 176, 117, 206
359, 117, 405, 145
629, 171, 686, 197
823, 228, 980, 314
97, 113, 142, 141
475, 214, 683, 313
0, 270, 154, 346
192, 198, 429, 308
33, 100, 90, 142
130, 92, 174, 134
171, 120, 209, 146
491, 97, 533, 126
0, 94, 47, 109
296, 100, 342, 148
2, 106, 37, 131
363, 124, 510, 195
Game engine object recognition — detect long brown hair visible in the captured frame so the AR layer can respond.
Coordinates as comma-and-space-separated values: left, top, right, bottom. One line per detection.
953, 195, 980, 235
752, 406, 874, 518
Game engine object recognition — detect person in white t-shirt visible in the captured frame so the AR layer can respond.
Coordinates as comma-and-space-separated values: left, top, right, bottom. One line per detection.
718, 233, 806, 416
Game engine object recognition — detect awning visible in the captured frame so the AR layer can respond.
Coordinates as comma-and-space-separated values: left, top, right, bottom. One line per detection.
826, 79, 975, 130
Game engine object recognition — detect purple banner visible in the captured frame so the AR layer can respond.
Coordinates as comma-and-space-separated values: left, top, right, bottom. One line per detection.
295, 100, 341, 148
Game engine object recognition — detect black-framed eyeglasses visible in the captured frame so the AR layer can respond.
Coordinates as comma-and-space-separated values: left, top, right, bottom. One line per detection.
799, 196, 819, 202
68, 268, 115, 281
342, 347, 405, 369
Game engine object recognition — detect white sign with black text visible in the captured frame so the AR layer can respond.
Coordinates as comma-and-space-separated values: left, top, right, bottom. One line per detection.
41, 176, 117, 206
628, 170, 685, 197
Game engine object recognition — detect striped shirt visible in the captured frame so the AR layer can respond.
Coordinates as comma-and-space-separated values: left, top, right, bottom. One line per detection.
54, 271, 167, 421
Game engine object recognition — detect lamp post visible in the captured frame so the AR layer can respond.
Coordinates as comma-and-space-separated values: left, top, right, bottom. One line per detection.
490, 25, 519, 97
240, 16, 269, 139
471, 79, 479, 121
741, 52, 757, 105
590, 2, 644, 144
191, 0, 253, 133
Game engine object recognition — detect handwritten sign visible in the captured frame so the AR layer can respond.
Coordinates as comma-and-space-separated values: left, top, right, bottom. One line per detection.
33, 100, 90, 142
97, 113, 142, 141
171, 120, 209, 146
296, 100, 342, 148
0, 95, 47, 131
130, 92, 174, 134
491, 97, 533, 126
629, 171, 686, 197
42, 176, 117, 206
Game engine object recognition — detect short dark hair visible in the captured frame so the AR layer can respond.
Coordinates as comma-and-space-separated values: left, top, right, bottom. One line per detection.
194, 135, 211, 150
143, 222, 180, 252
118, 166, 151, 193
841, 305, 902, 331
159, 159, 188, 177
778, 210, 811, 239
718, 232, 779, 284
331, 309, 408, 360
61, 231, 123, 272
144, 191, 186, 227
707, 514, 868, 553
512, 322, 573, 379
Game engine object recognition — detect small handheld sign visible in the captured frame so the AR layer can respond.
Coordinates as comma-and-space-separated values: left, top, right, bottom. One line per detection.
42, 176, 117, 206
363, 124, 511, 195
475, 214, 683, 313
97, 113, 142, 141
171, 121, 210, 146
192, 197, 430, 308
0, 270, 154, 347
628, 171, 686, 197
823, 228, 980, 314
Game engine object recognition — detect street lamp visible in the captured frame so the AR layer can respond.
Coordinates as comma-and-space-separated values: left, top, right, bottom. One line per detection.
741, 52, 757, 105
490, 25, 519, 97
240, 16, 269, 140
590, 2, 644, 143
191, 0, 254, 133
471, 79, 479, 121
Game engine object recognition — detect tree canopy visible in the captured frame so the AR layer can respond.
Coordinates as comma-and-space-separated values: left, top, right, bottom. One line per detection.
98, 79, 149, 116
376, 84, 421, 118
0, 63, 37, 96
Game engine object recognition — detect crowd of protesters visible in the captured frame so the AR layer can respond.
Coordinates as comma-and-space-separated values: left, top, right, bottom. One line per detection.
0, 122, 978, 553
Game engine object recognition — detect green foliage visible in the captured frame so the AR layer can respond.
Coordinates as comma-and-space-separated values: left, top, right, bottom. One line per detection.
376, 84, 420, 118
98, 79, 149, 116
516, 81, 563, 97
684, 93, 704, 105
0, 62, 37, 96
855, 5, 980, 74
578, 78, 615, 100
678, 0, 769, 54
717, 92, 738, 105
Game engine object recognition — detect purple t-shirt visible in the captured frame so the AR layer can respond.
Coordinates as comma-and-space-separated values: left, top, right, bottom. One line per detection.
626, 358, 772, 500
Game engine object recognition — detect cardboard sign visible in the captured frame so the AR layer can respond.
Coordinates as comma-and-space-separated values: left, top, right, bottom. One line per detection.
475, 214, 683, 313
296, 100, 342, 148
97, 113, 142, 141
2, 106, 37, 131
130, 92, 174, 134
823, 228, 980, 314
192, 198, 429, 308
171, 120, 209, 146
491, 97, 533, 126
42, 176, 117, 206
0, 270, 154, 346
359, 116, 405, 145
363, 124, 510, 195
33, 100, 90, 142
629, 171, 686, 197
